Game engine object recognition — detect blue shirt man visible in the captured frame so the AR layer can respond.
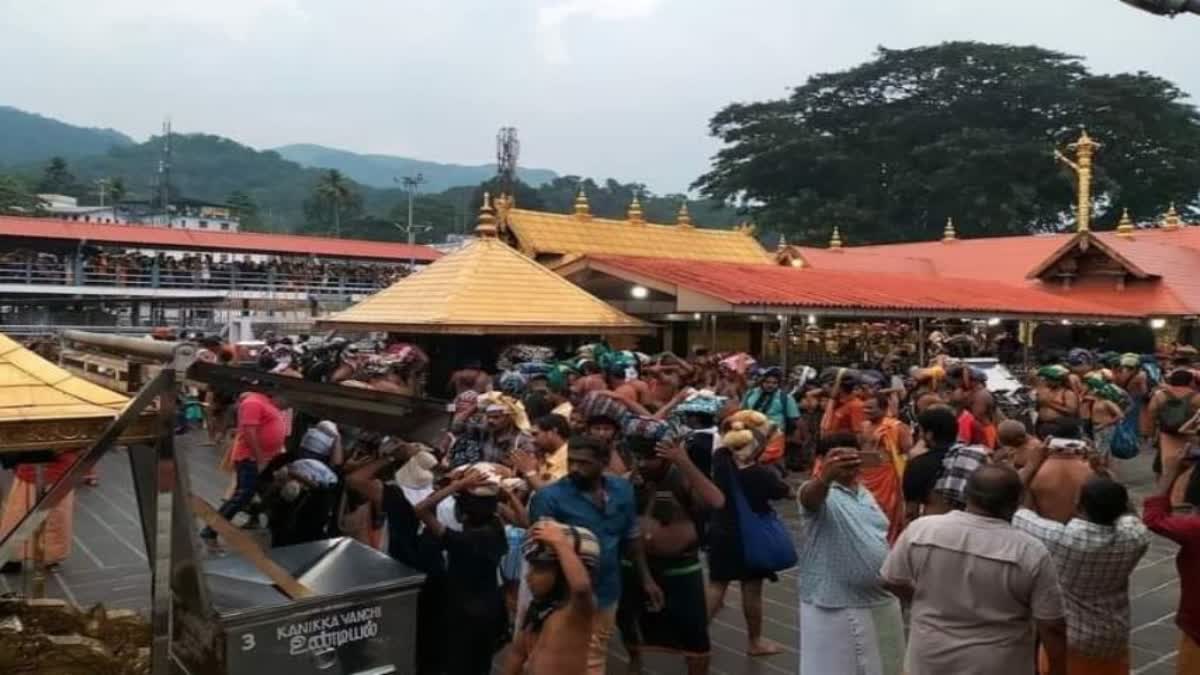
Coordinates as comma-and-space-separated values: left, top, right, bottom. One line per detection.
528, 434, 657, 675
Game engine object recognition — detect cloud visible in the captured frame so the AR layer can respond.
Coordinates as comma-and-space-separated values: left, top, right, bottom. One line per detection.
535, 0, 662, 64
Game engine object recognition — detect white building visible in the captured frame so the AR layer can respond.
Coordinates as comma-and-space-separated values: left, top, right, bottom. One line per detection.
37, 194, 127, 224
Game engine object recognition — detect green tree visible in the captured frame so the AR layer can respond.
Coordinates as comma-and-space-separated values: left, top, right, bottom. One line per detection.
227, 190, 263, 230
109, 177, 127, 203
693, 42, 1200, 244
0, 175, 45, 214
304, 169, 361, 237
37, 156, 78, 196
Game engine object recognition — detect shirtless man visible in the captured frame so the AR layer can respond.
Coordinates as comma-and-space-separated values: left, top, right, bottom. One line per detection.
1113, 353, 1150, 435
1148, 369, 1200, 506
1023, 418, 1095, 524
1035, 366, 1079, 439
607, 361, 650, 408
994, 420, 1041, 468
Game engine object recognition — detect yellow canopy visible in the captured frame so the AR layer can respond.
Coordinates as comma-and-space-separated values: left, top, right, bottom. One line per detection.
320, 198, 654, 336
0, 334, 130, 423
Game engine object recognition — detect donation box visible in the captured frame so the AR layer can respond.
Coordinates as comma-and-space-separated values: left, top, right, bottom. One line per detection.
172, 537, 425, 675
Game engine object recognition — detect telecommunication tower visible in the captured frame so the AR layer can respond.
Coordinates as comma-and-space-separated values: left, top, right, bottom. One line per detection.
496, 127, 520, 197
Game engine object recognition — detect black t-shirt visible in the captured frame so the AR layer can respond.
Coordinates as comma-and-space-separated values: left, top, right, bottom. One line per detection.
381, 485, 439, 573
442, 520, 507, 618
902, 446, 950, 505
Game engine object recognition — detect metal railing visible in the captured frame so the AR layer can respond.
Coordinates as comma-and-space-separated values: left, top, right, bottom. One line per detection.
0, 261, 395, 295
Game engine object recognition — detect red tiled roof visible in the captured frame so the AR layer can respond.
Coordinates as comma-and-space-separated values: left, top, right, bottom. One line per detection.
586, 256, 1136, 320
0, 215, 442, 263
790, 226, 1200, 316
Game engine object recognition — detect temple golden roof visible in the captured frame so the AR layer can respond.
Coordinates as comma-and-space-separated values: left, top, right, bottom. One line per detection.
501, 206, 772, 265
0, 333, 130, 422
320, 196, 653, 335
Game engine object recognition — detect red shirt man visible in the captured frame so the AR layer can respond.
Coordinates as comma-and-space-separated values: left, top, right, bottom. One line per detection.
231, 392, 287, 466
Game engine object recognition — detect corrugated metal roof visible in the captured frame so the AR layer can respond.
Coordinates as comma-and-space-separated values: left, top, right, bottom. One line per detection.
0, 215, 442, 262
585, 255, 1136, 319
504, 208, 772, 264
319, 237, 653, 335
0, 333, 130, 422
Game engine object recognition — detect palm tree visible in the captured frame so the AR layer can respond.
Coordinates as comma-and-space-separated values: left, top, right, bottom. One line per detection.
315, 170, 352, 237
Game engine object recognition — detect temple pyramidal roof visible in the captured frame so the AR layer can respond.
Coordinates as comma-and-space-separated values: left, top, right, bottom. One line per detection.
320, 195, 653, 335
0, 333, 130, 422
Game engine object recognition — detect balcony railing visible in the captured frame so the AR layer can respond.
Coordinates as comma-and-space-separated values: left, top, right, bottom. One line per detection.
0, 262, 393, 295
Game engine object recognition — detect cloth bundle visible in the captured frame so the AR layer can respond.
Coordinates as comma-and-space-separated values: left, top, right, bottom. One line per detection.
497, 344, 556, 371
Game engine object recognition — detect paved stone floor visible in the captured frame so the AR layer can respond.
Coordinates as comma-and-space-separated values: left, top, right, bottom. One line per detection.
1, 432, 1183, 674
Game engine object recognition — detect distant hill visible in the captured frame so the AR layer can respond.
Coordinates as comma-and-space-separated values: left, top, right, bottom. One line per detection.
0, 106, 134, 167
274, 143, 558, 192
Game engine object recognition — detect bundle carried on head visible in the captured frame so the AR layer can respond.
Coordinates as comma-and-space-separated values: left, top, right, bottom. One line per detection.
522, 519, 601, 569
719, 352, 756, 376
1038, 365, 1070, 382
621, 416, 681, 456
498, 344, 556, 371
673, 389, 728, 419
477, 391, 531, 432
599, 349, 640, 379
721, 419, 762, 463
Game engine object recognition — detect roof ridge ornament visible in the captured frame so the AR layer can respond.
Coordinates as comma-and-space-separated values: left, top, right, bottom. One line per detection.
475, 192, 498, 237
830, 226, 844, 251
573, 185, 591, 220
627, 194, 644, 225
676, 201, 693, 228
1116, 208, 1135, 238
942, 217, 958, 243
1162, 202, 1182, 230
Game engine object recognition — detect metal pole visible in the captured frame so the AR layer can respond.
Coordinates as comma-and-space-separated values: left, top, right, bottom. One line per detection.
780, 315, 791, 375
917, 317, 927, 366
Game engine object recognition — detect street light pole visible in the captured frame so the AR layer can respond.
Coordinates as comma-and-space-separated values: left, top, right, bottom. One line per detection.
396, 173, 427, 267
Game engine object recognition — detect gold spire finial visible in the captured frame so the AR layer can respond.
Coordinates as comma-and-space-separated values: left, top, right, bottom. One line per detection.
1116, 208, 1135, 237
627, 194, 644, 224
573, 185, 591, 220
1055, 129, 1102, 233
676, 201, 693, 228
829, 226, 843, 250
475, 192, 498, 237
942, 217, 958, 242
1162, 202, 1182, 230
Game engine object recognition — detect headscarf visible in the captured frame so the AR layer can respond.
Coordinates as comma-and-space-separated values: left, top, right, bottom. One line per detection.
448, 462, 504, 497
673, 389, 728, 419
1084, 375, 1128, 405
544, 362, 578, 394
498, 370, 529, 397
621, 416, 679, 456
521, 519, 602, 632
599, 349, 639, 379
1038, 365, 1069, 382
476, 391, 531, 432
1119, 353, 1141, 369
1067, 348, 1094, 367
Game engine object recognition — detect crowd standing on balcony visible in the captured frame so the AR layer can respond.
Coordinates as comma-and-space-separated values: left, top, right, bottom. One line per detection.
0, 249, 407, 290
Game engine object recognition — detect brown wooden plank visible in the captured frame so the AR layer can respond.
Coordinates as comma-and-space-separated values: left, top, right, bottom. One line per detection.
188, 494, 312, 599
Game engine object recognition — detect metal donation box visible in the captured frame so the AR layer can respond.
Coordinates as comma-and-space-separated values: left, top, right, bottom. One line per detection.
173, 538, 425, 675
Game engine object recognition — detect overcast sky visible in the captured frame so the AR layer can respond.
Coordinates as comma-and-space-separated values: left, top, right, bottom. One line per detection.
2, 0, 1198, 193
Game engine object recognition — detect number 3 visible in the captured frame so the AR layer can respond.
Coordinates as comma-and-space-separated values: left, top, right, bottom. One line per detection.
241, 634, 256, 651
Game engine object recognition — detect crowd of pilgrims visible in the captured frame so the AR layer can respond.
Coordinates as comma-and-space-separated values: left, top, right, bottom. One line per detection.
180, 339, 1200, 674
0, 249, 404, 288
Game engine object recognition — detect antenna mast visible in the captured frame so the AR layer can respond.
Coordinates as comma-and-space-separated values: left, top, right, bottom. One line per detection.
156, 118, 173, 218
496, 126, 520, 197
